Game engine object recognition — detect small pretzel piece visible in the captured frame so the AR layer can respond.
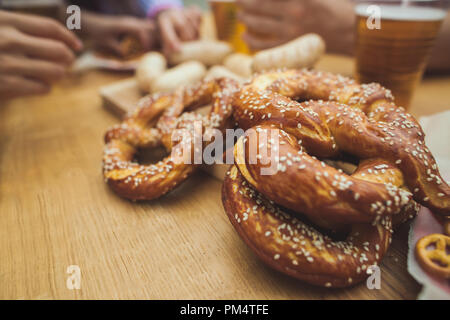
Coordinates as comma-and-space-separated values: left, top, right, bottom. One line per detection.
415, 234, 450, 279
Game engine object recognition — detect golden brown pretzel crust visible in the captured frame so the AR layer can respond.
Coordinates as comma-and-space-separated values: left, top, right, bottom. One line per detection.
235, 124, 414, 229
103, 78, 238, 200
223, 165, 392, 287
233, 69, 449, 216
222, 69, 448, 287
415, 233, 450, 279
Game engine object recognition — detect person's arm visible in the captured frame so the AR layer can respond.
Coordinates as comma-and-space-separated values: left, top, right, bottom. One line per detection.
428, 11, 450, 73
238, 0, 450, 73
237, 0, 354, 54
73, 0, 201, 57
0, 10, 82, 100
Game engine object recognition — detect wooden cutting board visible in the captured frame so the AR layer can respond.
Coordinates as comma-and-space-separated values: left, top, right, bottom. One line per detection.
100, 77, 141, 118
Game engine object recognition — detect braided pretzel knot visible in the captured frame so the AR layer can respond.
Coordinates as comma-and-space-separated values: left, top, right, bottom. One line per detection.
415, 234, 450, 279
103, 78, 238, 200
222, 69, 449, 287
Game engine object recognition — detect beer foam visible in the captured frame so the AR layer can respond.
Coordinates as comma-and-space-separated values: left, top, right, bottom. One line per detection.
355, 4, 446, 21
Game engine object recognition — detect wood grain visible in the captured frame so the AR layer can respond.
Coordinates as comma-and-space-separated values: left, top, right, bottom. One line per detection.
0, 55, 449, 300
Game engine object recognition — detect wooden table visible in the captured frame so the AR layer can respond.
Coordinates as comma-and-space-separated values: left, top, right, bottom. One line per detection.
0, 55, 449, 300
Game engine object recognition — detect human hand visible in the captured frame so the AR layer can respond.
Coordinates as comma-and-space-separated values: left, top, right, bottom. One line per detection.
157, 6, 202, 56
83, 12, 157, 57
237, 0, 354, 54
0, 10, 82, 100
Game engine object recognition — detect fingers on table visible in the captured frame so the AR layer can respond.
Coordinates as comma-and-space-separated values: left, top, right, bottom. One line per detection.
159, 13, 182, 54
159, 8, 203, 55
6, 12, 82, 51
184, 7, 203, 38
0, 27, 77, 65
171, 10, 198, 42
0, 54, 67, 84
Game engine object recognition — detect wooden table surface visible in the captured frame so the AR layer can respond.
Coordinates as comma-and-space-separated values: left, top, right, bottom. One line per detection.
0, 54, 449, 300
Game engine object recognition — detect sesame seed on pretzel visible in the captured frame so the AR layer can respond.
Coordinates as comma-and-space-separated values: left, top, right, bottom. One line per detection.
232, 69, 449, 216
103, 78, 238, 200
222, 69, 448, 287
223, 164, 395, 288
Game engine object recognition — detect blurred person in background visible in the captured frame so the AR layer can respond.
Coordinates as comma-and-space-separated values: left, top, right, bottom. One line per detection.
237, 0, 450, 72
0, 0, 202, 100
72, 0, 202, 57
0, 9, 83, 99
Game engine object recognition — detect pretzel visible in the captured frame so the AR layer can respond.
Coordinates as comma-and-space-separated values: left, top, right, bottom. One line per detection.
222, 69, 449, 287
103, 78, 238, 200
232, 69, 449, 217
224, 135, 417, 287
415, 234, 450, 279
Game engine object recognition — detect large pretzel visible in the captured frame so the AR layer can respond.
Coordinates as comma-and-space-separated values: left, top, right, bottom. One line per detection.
222, 69, 449, 287
103, 78, 238, 200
